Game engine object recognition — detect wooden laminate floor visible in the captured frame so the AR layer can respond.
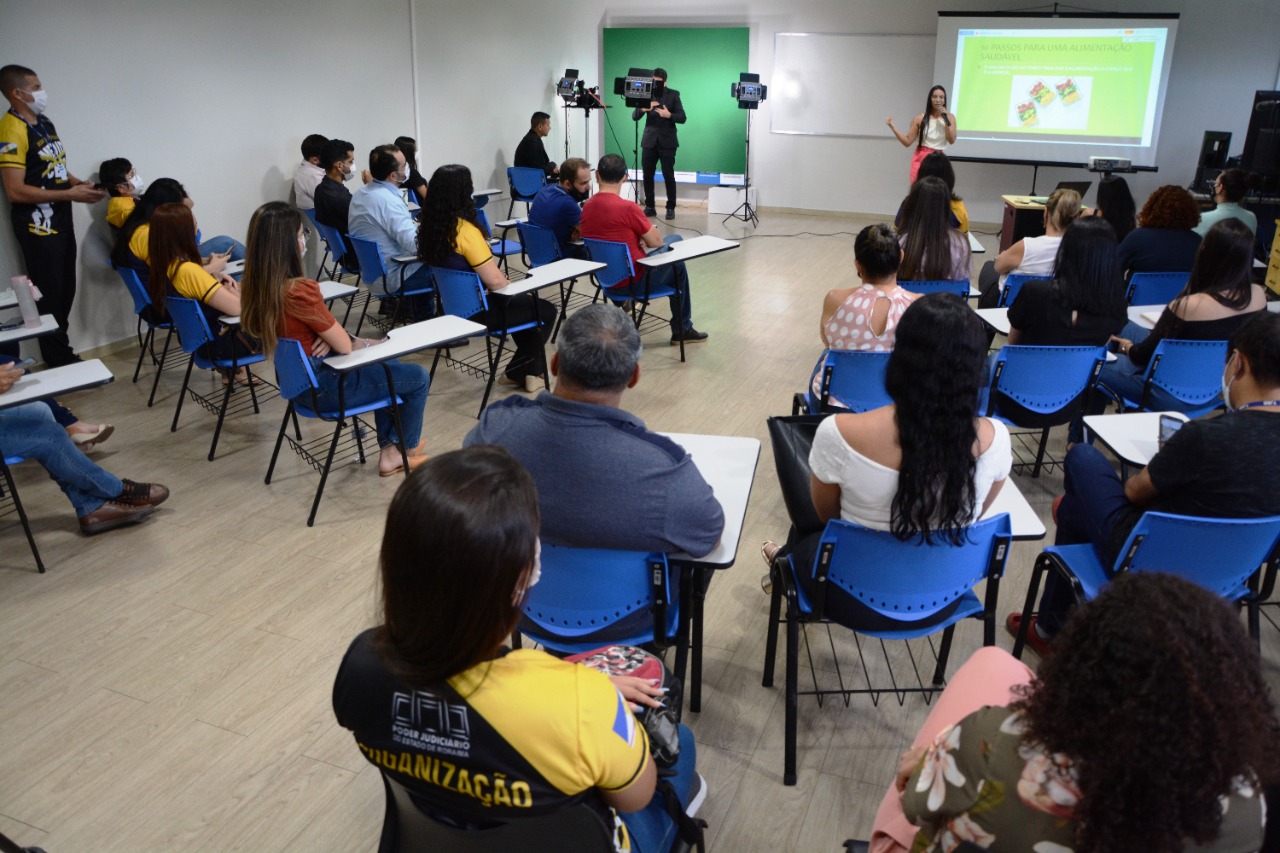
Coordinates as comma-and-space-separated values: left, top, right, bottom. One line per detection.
2, 209, 1277, 852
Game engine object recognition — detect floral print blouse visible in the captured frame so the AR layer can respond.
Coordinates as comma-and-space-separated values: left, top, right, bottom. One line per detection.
902, 706, 1266, 853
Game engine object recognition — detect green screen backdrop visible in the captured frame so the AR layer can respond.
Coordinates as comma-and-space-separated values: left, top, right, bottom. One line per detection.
602, 27, 749, 178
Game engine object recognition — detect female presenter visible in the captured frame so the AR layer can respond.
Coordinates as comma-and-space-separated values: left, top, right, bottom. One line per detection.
886, 85, 956, 183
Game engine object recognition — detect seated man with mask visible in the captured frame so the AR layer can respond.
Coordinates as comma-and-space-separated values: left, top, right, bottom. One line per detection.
528, 156, 591, 258
1013, 310, 1280, 656
347, 143, 432, 319
312, 137, 362, 273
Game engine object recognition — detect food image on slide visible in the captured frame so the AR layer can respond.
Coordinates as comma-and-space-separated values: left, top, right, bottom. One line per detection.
1008, 75, 1092, 131
934, 15, 1179, 167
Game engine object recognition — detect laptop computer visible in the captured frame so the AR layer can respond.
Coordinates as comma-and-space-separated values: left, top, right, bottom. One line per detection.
1028, 181, 1092, 204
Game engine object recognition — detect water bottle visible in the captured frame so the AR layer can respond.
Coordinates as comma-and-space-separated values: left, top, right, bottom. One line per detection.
11, 276, 41, 329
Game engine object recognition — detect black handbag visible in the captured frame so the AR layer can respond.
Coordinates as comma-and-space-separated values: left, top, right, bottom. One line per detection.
765, 414, 829, 539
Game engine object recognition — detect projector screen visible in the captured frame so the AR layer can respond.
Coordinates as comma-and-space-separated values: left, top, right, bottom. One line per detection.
934, 14, 1179, 167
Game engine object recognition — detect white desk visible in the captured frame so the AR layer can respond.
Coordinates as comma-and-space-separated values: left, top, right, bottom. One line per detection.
0, 290, 17, 310
981, 478, 1046, 540
1127, 304, 1164, 331
1084, 411, 1189, 468
1268, 301, 1279, 314
636, 235, 740, 268
0, 360, 114, 410
660, 431, 760, 712
974, 307, 1011, 336
220, 281, 359, 326
492, 258, 604, 298
967, 232, 985, 255
0, 315, 59, 345
324, 315, 485, 371
662, 432, 761, 568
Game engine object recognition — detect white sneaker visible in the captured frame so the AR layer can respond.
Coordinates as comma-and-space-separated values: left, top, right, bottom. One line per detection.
685, 772, 708, 818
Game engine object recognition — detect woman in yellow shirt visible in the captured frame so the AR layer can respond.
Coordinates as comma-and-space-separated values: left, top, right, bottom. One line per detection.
147, 203, 259, 382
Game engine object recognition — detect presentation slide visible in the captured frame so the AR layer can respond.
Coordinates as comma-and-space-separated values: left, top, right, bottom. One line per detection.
934, 15, 1179, 168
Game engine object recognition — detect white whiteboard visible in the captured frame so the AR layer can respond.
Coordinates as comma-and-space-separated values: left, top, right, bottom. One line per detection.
771, 33, 938, 138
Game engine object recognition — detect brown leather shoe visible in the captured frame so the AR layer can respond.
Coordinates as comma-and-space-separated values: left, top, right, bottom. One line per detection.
116, 479, 170, 507
79, 501, 157, 535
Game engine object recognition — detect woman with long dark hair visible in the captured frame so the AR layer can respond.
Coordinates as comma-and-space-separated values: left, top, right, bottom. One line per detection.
887, 85, 957, 183
394, 135, 428, 204
332, 447, 703, 852
1005, 217, 1126, 347
112, 177, 237, 279
1092, 174, 1137, 242
240, 201, 430, 476
764, 295, 1011, 604
147, 202, 259, 382
894, 151, 969, 233
898, 176, 970, 282
417, 164, 556, 393
869, 572, 1278, 853
1103, 218, 1266, 409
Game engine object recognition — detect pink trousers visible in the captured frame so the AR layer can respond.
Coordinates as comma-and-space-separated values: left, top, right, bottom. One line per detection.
867, 647, 1035, 853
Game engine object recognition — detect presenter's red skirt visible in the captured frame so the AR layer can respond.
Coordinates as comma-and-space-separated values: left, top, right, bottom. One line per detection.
909, 145, 945, 183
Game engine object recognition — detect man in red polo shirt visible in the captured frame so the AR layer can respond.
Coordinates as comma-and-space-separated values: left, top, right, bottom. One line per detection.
578, 153, 706, 346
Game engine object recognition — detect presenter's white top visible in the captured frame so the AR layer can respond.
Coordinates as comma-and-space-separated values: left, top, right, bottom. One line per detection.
921, 115, 949, 150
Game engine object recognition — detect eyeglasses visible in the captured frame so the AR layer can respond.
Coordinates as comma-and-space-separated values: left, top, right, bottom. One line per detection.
300, 227, 312, 239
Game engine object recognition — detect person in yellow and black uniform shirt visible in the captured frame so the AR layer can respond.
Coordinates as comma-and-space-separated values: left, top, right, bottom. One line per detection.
417, 164, 556, 393
333, 446, 703, 853
146, 203, 258, 380
0, 65, 105, 366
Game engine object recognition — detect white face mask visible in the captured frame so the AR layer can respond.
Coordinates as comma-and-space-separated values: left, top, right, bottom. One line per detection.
22, 89, 47, 115
343, 162, 358, 182
129, 173, 144, 191
399, 169, 412, 188
513, 540, 542, 605
297, 231, 307, 255
1222, 356, 1238, 412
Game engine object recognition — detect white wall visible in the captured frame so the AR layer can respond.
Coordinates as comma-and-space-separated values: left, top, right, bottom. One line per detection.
0, 0, 417, 355
2, 0, 1278, 355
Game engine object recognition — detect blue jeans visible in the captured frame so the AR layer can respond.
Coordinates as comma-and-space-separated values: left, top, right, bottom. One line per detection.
0, 403, 122, 517
614, 235, 694, 332
306, 359, 429, 450
1096, 321, 1205, 412
199, 235, 246, 263
620, 724, 699, 853
1035, 444, 1133, 635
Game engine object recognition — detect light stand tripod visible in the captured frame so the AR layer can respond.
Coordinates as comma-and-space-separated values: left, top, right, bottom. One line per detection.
724, 108, 759, 226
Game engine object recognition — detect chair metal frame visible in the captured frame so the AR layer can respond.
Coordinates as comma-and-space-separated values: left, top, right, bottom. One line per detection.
265, 338, 410, 526
0, 455, 45, 573
167, 297, 276, 461
762, 515, 1013, 785
516, 221, 588, 342
115, 266, 176, 407
1011, 511, 1280, 659
792, 349, 893, 415
984, 344, 1106, 477
582, 237, 688, 363
302, 208, 334, 279
308, 221, 364, 327
428, 266, 547, 418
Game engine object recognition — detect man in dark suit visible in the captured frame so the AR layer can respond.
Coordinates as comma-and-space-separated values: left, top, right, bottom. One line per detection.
632, 68, 686, 220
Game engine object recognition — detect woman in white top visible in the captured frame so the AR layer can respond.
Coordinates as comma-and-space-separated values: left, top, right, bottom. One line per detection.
767, 295, 1012, 609
977, 187, 1082, 307
887, 85, 957, 184
810, 224, 918, 404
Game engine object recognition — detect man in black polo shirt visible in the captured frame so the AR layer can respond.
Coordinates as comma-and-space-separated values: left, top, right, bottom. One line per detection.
312, 137, 361, 273
0, 65, 104, 366
514, 111, 557, 180
1014, 310, 1280, 655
